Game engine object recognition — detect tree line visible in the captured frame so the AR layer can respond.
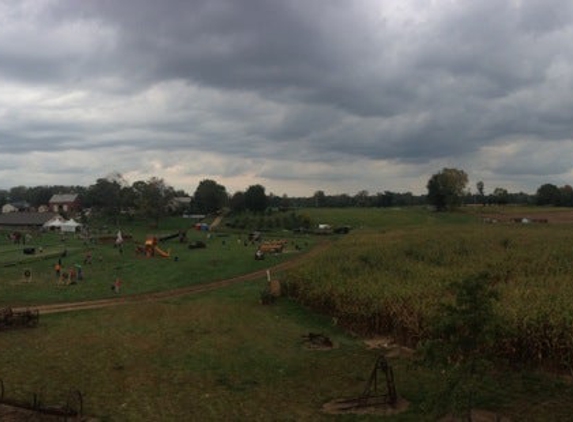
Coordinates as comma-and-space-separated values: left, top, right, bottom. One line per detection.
426, 167, 573, 211
0, 169, 571, 221
0, 175, 271, 223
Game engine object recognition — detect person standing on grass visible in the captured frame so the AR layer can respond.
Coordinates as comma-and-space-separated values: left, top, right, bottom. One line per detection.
114, 277, 122, 294
54, 262, 61, 279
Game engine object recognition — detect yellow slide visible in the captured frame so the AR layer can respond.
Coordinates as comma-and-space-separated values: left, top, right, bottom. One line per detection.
154, 246, 170, 257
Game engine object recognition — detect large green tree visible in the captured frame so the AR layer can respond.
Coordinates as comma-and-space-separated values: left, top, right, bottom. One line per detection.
492, 187, 509, 205
313, 190, 326, 207
476, 181, 485, 205
193, 179, 228, 214
536, 183, 561, 206
244, 184, 268, 213
86, 178, 123, 216
133, 177, 175, 227
560, 185, 573, 207
229, 191, 246, 213
426, 168, 469, 211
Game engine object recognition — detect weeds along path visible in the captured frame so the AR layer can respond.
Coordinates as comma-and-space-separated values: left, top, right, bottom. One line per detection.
17, 240, 331, 316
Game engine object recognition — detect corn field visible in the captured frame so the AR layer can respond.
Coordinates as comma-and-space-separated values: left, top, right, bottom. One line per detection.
284, 223, 573, 369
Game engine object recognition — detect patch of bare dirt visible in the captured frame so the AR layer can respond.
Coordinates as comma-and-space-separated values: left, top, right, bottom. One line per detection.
301, 332, 338, 351
439, 408, 511, 421
322, 397, 409, 415
364, 336, 415, 358
478, 209, 573, 224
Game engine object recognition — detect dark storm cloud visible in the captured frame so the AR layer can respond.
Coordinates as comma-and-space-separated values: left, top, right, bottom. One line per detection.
518, 0, 573, 33
1, 0, 573, 193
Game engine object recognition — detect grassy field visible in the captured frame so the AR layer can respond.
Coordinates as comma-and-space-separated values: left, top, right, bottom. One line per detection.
2, 207, 573, 420
0, 220, 312, 306
301, 206, 476, 230
2, 280, 573, 421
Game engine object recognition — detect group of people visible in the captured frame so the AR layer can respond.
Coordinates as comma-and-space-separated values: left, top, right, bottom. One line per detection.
52, 247, 124, 293
7, 231, 32, 245
54, 260, 83, 285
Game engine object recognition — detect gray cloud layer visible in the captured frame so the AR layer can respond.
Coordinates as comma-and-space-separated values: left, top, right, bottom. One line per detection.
0, 0, 572, 194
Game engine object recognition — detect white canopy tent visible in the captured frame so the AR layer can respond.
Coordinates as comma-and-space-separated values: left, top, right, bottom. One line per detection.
43, 216, 65, 229
60, 218, 82, 233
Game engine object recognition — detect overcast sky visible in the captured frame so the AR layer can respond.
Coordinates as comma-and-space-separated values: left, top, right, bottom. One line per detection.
0, 0, 572, 196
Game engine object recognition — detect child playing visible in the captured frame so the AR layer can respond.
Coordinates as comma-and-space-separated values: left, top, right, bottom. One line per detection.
113, 277, 122, 294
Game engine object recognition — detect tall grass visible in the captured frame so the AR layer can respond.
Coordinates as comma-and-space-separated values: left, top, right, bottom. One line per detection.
284, 222, 573, 368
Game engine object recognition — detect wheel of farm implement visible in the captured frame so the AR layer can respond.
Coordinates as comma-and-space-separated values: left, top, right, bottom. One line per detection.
23, 269, 32, 282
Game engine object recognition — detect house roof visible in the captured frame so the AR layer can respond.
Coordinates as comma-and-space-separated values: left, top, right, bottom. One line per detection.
0, 212, 60, 226
10, 201, 31, 209
49, 194, 79, 203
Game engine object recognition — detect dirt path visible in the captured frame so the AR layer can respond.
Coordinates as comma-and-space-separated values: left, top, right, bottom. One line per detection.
15, 241, 329, 316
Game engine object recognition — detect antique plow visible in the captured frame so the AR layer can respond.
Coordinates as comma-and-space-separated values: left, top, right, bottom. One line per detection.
0, 379, 83, 419
0, 307, 39, 331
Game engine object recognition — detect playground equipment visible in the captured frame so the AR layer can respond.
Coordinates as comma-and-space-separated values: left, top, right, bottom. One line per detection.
136, 236, 171, 258
257, 240, 288, 254
158, 230, 187, 243
188, 240, 206, 249
154, 245, 170, 257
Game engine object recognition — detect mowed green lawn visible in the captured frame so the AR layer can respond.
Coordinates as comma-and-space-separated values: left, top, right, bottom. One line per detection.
0, 223, 312, 306
2, 280, 572, 421
0, 281, 381, 421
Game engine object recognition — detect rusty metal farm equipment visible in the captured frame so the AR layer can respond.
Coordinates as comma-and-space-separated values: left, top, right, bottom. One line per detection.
330, 353, 398, 411
0, 379, 84, 420
301, 332, 334, 349
0, 307, 39, 331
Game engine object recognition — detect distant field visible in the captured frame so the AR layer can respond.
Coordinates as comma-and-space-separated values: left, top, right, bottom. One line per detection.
285, 207, 573, 369
300, 206, 476, 230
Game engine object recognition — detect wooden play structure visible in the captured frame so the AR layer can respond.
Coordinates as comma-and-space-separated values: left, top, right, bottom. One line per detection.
135, 236, 170, 258
257, 240, 288, 254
